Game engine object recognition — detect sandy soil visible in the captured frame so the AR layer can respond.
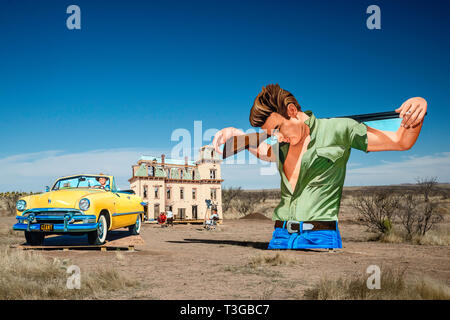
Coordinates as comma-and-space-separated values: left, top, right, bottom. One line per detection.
1, 211, 449, 300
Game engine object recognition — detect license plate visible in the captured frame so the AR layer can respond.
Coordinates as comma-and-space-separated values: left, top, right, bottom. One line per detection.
40, 224, 53, 232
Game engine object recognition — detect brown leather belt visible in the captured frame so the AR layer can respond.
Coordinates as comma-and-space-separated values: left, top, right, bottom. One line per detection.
274, 220, 336, 232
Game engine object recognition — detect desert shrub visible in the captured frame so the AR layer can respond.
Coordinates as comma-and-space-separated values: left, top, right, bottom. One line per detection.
222, 188, 281, 219
351, 191, 401, 234
398, 178, 443, 240
247, 190, 269, 204
0, 192, 35, 216
399, 195, 443, 238
222, 188, 260, 217
415, 177, 437, 202
304, 267, 450, 300
235, 198, 253, 217
416, 204, 443, 237
222, 187, 242, 212
398, 193, 422, 240
259, 189, 268, 203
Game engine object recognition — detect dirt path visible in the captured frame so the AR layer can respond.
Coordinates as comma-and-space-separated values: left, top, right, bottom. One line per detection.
1, 216, 449, 299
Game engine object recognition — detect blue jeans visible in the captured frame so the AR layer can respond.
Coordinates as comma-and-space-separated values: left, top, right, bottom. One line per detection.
267, 221, 342, 250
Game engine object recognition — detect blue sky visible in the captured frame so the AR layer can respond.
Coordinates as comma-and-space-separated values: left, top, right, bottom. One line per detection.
0, 0, 449, 191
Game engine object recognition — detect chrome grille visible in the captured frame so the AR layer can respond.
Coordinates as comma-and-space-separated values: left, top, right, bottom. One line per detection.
35, 211, 68, 216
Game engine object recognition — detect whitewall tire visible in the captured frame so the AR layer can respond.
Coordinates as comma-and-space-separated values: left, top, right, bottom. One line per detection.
129, 214, 141, 235
88, 214, 108, 245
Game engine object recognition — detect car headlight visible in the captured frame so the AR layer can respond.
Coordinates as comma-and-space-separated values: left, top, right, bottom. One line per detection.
16, 200, 26, 212
79, 198, 90, 211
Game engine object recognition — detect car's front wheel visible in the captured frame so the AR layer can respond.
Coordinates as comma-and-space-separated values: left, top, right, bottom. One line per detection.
128, 214, 141, 235
88, 214, 108, 245
25, 231, 45, 246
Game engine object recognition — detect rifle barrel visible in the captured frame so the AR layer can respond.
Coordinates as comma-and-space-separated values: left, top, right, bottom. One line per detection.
222, 110, 427, 159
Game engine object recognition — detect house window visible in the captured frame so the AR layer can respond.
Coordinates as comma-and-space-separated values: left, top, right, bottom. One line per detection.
154, 186, 159, 199
148, 166, 154, 177
180, 187, 184, 200
211, 188, 217, 200
192, 188, 197, 200
210, 169, 216, 179
166, 187, 171, 199
143, 185, 148, 199
166, 168, 170, 178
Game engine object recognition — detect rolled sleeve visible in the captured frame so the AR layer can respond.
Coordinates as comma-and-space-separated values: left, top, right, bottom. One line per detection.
347, 119, 369, 152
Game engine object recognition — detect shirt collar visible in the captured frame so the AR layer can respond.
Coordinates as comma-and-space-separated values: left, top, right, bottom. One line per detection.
303, 110, 317, 143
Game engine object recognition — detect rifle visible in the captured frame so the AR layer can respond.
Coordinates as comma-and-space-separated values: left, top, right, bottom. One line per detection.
222, 110, 426, 159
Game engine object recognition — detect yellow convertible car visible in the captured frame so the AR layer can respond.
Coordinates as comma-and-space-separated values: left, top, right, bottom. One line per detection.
13, 174, 146, 245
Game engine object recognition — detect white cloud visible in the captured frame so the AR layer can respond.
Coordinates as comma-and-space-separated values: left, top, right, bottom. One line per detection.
1, 149, 449, 192
0, 148, 167, 192
221, 152, 450, 189
345, 152, 450, 186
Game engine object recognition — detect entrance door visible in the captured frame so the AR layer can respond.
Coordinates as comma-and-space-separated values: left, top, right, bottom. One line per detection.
192, 205, 198, 219
154, 204, 160, 219
143, 205, 149, 221
178, 208, 186, 220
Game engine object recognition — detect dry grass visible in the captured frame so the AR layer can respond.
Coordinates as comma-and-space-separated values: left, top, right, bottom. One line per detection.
379, 229, 406, 244
247, 253, 297, 267
304, 267, 450, 300
223, 253, 296, 277
257, 283, 276, 300
379, 226, 450, 246
0, 225, 23, 246
412, 227, 450, 246
0, 246, 139, 299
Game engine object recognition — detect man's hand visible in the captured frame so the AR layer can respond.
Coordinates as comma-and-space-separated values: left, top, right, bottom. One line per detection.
367, 97, 427, 152
211, 127, 245, 154
395, 97, 427, 129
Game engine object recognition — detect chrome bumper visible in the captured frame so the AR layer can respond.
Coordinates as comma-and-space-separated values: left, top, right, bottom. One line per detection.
13, 208, 98, 233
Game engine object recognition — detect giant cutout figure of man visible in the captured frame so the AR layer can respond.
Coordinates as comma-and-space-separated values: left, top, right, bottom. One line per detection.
212, 84, 427, 250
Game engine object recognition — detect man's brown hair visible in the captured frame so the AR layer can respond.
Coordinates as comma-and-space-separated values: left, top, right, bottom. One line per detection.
249, 84, 301, 127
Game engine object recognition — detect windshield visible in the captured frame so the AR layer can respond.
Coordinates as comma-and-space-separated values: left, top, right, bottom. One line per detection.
52, 176, 111, 191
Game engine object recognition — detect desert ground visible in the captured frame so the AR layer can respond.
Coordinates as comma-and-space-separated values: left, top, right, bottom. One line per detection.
0, 188, 449, 300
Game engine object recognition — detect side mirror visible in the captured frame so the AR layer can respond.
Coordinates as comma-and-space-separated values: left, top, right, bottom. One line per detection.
45, 186, 50, 192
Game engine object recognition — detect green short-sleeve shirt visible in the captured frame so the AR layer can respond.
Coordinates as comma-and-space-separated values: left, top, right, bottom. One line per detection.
273, 111, 368, 222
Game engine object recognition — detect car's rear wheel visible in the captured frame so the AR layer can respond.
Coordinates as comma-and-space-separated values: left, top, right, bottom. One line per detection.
129, 214, 141, 235
25, 231, 45, 246
88, 214, 108, 245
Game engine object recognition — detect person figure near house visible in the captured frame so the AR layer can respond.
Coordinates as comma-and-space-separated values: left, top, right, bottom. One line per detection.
212, 84, 427, 249
205, 208, 220, 230
158, 211, 167, 227
166, 209, 174, 227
